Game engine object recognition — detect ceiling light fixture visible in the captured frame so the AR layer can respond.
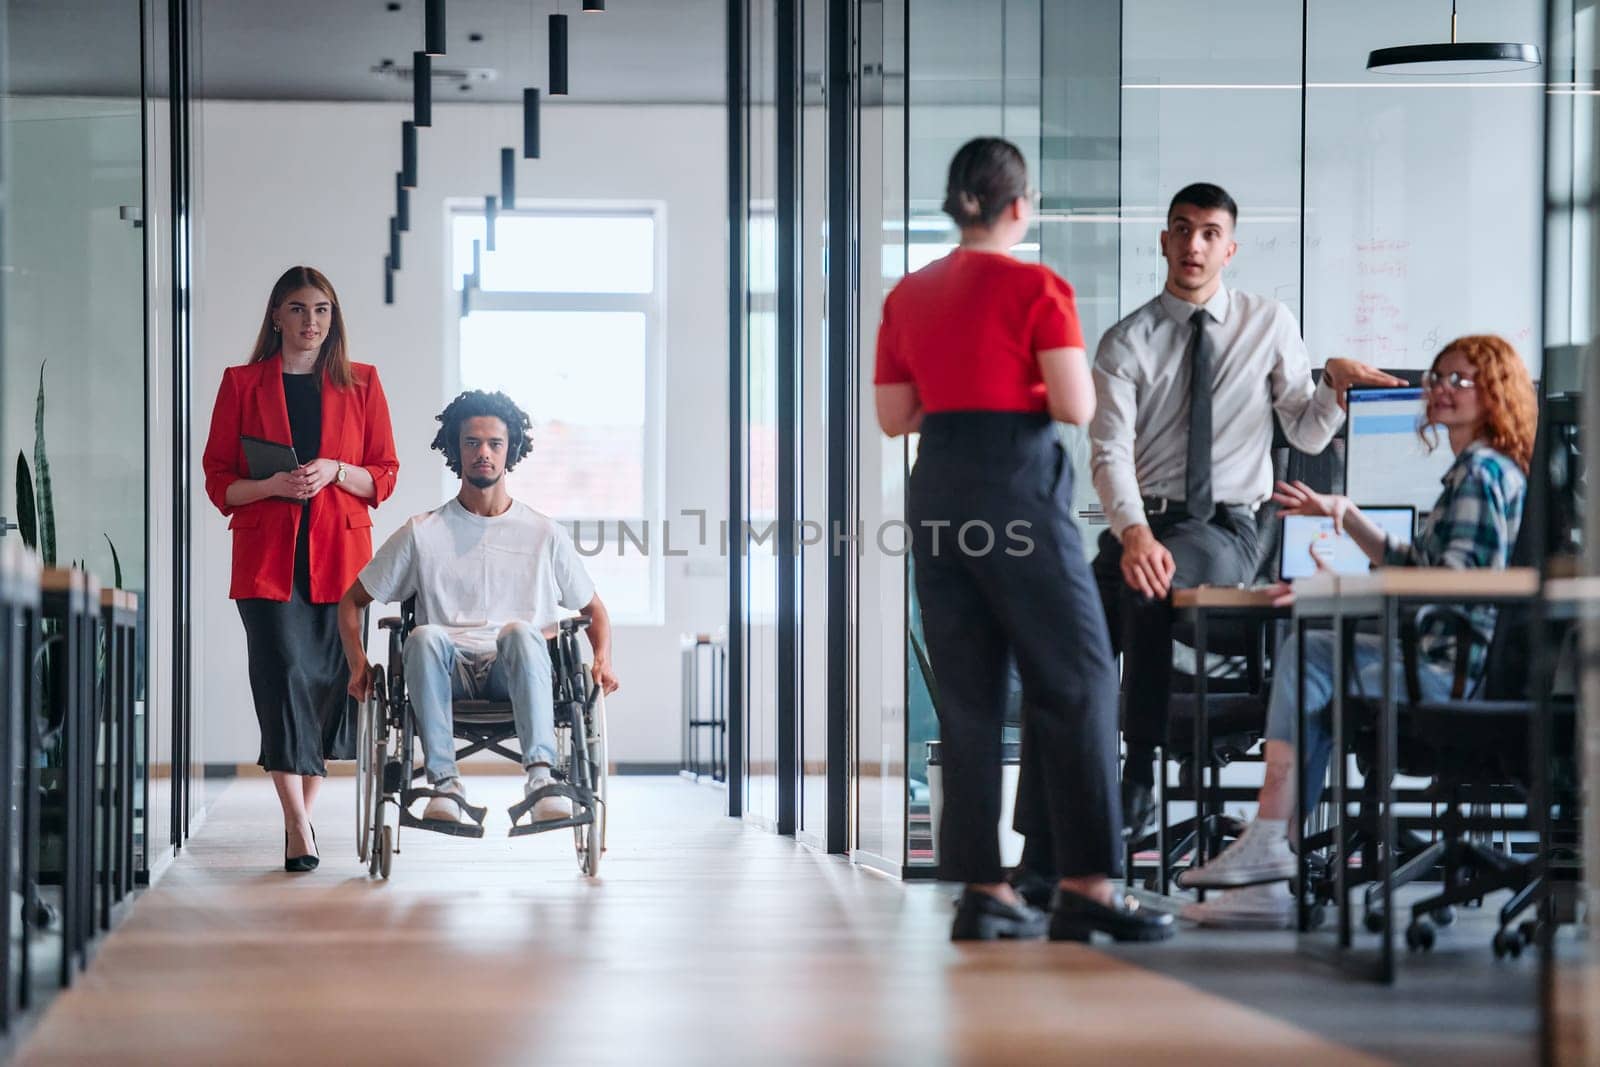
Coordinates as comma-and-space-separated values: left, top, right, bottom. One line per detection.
413, 51, 432, 126
523, 88, 541, 158
384, 255, 394, 305
550, 12, 569, 95
401, 121, 418, 188
1367, 1, 1541, 74
425, 0, 446, 56
396, 173, 410, 231
583, 0, 604, 11
501, 147, 516, 210
389, 216, 402, 270
485, 195, 498, 252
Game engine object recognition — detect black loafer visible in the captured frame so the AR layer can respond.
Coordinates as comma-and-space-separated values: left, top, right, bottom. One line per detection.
950, 889, 1048, 942
1050, 887, 1174, 943
1121, 778, 1157, 842
1006, 867, 1056, 912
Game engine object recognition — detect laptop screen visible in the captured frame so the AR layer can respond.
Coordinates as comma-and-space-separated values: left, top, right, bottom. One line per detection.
1345, 387, 1454, 515
1279, 507, 1416, 579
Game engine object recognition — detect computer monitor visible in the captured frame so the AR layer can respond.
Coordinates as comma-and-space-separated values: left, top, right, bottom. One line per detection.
1344, 387, 1455, 515
1279, 507, 1416, 579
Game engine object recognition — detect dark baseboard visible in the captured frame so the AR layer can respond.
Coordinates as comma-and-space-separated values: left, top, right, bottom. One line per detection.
205, 761, 687, 778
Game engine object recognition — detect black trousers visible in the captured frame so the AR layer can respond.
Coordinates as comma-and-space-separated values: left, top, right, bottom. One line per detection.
911, 412, 1122, 884
1090, 505, 1260, 753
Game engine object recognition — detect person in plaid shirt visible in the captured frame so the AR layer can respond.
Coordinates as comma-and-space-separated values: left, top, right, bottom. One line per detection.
1176, 334, 1536, 928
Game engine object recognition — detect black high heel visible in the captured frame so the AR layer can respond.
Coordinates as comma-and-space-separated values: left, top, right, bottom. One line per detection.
284, 826, 319, 873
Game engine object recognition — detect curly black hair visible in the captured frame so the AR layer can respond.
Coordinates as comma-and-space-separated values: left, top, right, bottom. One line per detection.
430, 389, 535, 474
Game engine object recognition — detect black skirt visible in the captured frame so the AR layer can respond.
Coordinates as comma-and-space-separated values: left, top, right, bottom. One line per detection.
235, 512, 346, 776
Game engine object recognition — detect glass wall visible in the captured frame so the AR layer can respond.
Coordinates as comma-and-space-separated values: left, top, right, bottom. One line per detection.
741, 0, 782, 831
852, 0, 907, 871
1543, 2, 1596, 1059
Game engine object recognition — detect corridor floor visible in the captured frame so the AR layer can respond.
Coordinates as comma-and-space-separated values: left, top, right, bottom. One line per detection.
13, 776, 1508, 1065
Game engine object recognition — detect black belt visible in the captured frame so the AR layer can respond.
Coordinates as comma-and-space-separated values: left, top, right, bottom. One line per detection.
1143, 496, 1254, 518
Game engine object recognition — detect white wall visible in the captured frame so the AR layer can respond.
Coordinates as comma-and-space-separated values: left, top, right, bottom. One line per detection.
194, 100, 728, 765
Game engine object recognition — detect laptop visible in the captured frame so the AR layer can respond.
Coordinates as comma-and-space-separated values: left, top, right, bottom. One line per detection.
1278, 506, 1416, 580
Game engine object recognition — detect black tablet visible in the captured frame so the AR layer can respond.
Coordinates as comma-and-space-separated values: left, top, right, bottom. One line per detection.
240, 434, 300, 480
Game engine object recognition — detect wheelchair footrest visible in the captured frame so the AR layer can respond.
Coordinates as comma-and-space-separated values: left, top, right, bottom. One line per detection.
400, 787, 489, 838
400, 810, 487, 838
506, 782, 594, 837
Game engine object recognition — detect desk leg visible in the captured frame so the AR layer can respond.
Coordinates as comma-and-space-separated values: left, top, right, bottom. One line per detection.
1333, 615, 1350, 950
1193, 609, 1209, 901
1295, 617, 1309, 934
1379, 598, 1397, 984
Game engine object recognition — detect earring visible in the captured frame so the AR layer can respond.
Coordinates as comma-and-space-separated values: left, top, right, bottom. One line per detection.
273, 324, 280, 333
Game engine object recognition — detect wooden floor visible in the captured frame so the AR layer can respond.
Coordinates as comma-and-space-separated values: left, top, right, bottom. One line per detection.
16, 777, 1380, 1066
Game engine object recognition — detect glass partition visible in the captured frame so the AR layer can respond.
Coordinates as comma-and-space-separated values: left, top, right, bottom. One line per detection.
1543, 2, 1596, 1059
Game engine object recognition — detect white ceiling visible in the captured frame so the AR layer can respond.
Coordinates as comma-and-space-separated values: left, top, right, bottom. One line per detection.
6, 0, 729, 104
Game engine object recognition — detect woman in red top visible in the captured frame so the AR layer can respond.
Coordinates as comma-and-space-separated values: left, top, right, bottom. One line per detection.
877, 139, 1170, 942
203, 266, 399, 871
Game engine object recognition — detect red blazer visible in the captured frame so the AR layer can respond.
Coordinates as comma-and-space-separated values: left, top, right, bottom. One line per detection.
202, 354, 400, 603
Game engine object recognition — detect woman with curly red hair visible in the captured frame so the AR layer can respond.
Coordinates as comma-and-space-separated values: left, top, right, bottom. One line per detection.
1177, 334, 1536, 928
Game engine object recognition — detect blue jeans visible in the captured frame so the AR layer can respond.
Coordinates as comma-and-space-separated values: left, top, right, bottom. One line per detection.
1265, 628, 1456, 813
401, 622, 556, 784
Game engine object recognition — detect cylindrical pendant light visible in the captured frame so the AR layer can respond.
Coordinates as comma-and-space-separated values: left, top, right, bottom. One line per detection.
389, 216, 401, 270
384, 256, 395, 305
424, 0, 446, 56
401, 121, 418, 188
396, 173, 410, 231
471, 238, 482, 281
461, 283, 471, 318
485, 195, 498, 252
549, 13, 569, 95
413, 51, 432, 127
582, 0, 604, 10
500, 148, 516, 210
523, 88, 541, 159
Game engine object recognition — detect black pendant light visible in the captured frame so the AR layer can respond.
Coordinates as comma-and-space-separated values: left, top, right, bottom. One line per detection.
413, 51, 432, 127
582, 0, 604, 10
384, 256, 395, 305
396, 172, 410, 232
389, 216, 401, 270
549, 12, 569, 95
523, 88, 541, 159
401, 121, 418, 188
424, 0, 446, 56
501, 147, 517, 210
1367, 1, 1541, 74
485, 195, 498, 252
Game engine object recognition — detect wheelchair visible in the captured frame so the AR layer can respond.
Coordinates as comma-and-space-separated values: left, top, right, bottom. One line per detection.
354, 598, 608, 879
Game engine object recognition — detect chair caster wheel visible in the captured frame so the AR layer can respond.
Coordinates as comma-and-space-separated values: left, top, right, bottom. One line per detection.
1493, 929, 1523, 959
1517, 920, 1538, 946
1433, 906, 1456, 928
1363, 909, 1386, 934
1406, 920, 1435, 952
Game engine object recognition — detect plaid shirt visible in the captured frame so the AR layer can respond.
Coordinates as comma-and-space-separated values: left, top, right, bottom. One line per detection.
1382, 440, 1526, 680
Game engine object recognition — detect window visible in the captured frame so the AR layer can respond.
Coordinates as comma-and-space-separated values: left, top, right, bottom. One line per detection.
451, 206, 664, 625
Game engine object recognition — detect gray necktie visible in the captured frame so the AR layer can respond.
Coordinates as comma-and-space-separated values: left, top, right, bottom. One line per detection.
1186, 309, 1213, 518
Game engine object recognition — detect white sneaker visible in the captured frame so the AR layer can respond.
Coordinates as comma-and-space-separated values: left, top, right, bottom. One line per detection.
1181, 881, 1295, 929
1175, 819, 1296, 889
423, 777, 469, 823
525, 769, 572, 821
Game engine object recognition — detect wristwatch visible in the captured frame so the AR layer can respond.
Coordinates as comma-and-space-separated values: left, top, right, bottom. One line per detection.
336, 461, 347, 485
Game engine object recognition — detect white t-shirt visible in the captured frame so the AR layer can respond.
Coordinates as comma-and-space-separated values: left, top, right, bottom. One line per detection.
358, 498, 597, 653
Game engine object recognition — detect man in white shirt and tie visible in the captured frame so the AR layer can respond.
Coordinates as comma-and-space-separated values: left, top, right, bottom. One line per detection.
1088, 183, 1400, 839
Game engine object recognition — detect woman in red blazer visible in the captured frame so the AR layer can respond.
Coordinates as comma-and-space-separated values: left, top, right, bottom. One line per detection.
203, 265, 399, 872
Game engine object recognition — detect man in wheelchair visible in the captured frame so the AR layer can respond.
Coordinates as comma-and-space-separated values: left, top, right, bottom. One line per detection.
339, 390, 619, 832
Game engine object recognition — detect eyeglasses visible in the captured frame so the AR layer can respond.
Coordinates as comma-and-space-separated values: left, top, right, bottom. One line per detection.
1422, 370, 1476, 392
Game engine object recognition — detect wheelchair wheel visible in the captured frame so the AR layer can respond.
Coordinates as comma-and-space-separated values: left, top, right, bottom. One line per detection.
355, 675, 385, 866
574, 686, 608, 877
378, 824, 394, 880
